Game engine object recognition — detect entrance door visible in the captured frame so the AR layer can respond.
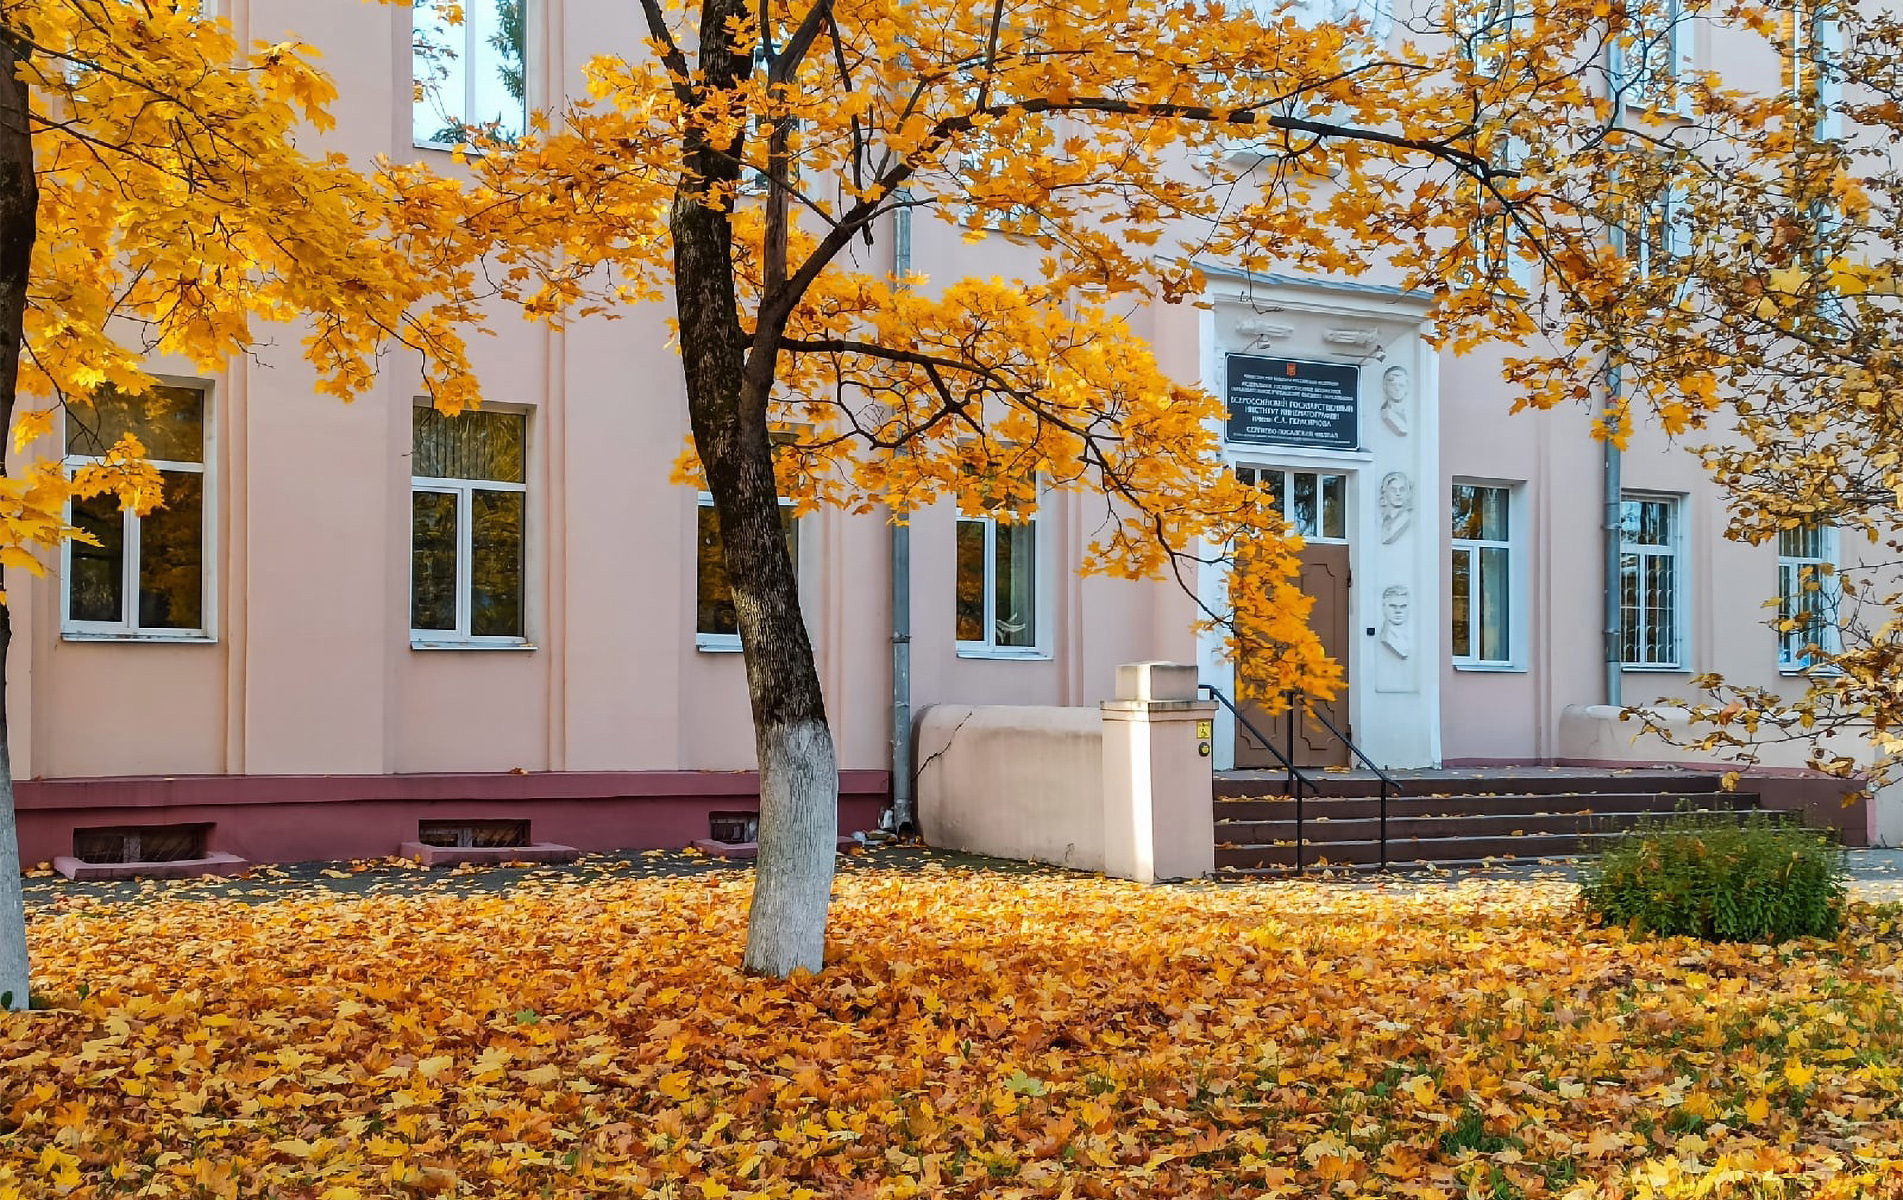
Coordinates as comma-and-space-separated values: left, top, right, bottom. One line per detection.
1235, 543, 1353, 769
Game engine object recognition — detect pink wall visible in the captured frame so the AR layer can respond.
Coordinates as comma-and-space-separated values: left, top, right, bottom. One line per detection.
6, 0, 1847, 866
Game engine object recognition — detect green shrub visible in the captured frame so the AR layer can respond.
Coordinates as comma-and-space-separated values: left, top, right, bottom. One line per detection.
1581, 813, 1847, 942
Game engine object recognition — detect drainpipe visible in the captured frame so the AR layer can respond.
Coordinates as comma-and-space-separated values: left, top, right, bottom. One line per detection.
1603, 363, 1624, 709
1602, 38, 1627, 709
888, 196, 917, 835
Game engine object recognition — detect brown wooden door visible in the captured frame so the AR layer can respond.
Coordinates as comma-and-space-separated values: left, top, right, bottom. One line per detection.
1235, 542, 1351, 768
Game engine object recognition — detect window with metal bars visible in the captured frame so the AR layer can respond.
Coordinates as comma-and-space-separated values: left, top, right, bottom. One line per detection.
1619, 495, 1683, 668
1777, 522, 1840, 670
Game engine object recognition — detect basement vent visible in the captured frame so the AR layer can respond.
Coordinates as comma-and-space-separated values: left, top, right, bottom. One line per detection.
707, 812, 759, 844
417, 819, 532, 849
72, 824, 210, 865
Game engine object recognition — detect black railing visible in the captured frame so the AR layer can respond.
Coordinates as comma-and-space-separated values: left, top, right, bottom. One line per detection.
1201, 683, 1403, 871
1200, 684, 1315, 870
1299, 696, 1402, 869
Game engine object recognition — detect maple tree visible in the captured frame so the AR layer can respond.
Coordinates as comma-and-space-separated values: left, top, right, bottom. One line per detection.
5, 859, 1903, 1196
1557, 4, 1903, 789
0, 1, 493, 1010
390, 0, 1825, 975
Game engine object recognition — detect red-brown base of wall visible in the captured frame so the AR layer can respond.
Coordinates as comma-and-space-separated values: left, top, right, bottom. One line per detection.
13, 771, 891, 867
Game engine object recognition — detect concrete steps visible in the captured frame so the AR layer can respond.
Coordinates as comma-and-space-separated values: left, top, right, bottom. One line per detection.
1213, 769, 1794, 871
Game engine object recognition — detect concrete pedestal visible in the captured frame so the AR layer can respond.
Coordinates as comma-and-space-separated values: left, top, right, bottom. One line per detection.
1101, 662, 1217, 883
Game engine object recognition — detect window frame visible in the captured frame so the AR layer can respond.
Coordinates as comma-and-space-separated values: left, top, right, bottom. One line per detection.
1234, 465, 1351, 544
409, 404, 533, 650
1618, 492, 1687, 670
1449, 480, 1525, 671
411, 0, 530, 151
954, 504, 1050, 660
693, 492, 802, 654
1777, 521, 1841, 672
1611, 0, 1695, 115
1629, 178, 1692, 283
60, 381, 216, 644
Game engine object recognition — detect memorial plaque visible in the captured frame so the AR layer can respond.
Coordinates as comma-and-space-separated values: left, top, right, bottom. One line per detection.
1224, 355, 1360, 450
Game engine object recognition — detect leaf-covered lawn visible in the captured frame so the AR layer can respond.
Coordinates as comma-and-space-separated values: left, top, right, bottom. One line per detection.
5, 864, 1902, 1199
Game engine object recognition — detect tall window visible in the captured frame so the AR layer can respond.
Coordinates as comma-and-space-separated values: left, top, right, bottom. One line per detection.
1613, 0, 1694, 111
1451, 483, 1515, 666
1620, 494, 1682, 667
63, 384, 209, 638
956, 506, 1041, 657
411, 406, 528, 645
413, 0, 527, 147
1782, 0, 1842, 138
1627, 181, 1692, 280
696, 498, 798, 651
1778, 522, 1839, 669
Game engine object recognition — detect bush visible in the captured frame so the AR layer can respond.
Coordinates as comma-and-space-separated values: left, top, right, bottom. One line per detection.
1581, 813, 1847, 942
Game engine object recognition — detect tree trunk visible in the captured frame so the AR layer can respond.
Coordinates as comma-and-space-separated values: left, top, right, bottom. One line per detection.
0, 27, 39, 1012
0, 606, 24, 1012
671, 177, 838, 980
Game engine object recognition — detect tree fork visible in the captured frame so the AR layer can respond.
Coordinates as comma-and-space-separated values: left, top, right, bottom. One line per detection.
0, 25, 39, 1011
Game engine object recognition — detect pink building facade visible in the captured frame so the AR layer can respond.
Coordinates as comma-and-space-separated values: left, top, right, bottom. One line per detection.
11, 0, 1883, 866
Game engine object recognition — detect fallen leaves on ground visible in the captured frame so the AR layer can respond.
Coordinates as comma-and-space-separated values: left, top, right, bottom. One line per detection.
5, 867, 1903, 1198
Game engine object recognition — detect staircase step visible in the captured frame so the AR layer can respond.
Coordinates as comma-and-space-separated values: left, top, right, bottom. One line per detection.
1215, 770, 1727, 800
1213, 791, 1762, 822
1213, 806, 1786, 845
1216, 831, 1626, 869
1219, 857, 1588, 878
1214, 808, 1802, 869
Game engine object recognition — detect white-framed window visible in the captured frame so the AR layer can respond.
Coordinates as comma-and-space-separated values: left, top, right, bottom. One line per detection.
411, 405, 529, 647
1459, 135, 1538, 295
955, 506, 1044, 657
1783, 0, 1844, 139
1619, 493, 1684, 668
1612, 0, 1695, 112
1235, 466, 1349, 542
63, 383, 212, 641
1777, 521, 1840, 670
412, 0, 528, 148
1451, 482, 1521, 668
695, 496, 799, 652
1629, 180, 1691, 281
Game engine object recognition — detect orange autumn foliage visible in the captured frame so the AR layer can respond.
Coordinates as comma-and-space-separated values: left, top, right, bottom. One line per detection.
3, 862, 1903, 1198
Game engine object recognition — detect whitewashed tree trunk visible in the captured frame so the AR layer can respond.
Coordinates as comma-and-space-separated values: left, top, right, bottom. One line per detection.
0, 677, 27, 1012
743, 719, 837, 975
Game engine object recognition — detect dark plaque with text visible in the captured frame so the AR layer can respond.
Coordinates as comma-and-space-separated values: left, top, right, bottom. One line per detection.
1224, 355, 1360, 450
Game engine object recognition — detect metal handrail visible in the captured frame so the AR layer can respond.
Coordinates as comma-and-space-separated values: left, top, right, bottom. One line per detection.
1298, 695, 1402, 868
1200, 684, 1315, 871
1203, 683, 1405, 872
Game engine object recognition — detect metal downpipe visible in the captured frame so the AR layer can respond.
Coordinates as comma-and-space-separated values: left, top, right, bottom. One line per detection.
888, 200, 916, 836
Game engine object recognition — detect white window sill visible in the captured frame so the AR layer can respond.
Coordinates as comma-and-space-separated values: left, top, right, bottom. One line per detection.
410, 638, 536, 651
413, 139, 513, 157
956, 646, 1052, 661
696, 636, 745, 654
1453, 661, 1525, 673
61, 630, 216, 644
1620, 664, 1688, 673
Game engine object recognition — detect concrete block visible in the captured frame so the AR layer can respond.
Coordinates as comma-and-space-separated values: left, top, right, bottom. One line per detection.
1115, 661, 1200, 703
400, 841, 581, 867
53, 852, 249, 881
